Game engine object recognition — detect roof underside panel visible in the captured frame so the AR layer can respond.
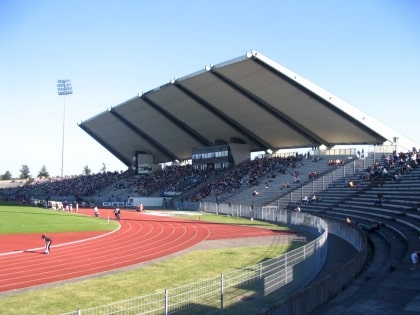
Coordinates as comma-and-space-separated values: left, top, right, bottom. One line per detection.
179, 70, 313, 149
81, 112, 150, 160
214, 58, 384, 146
81, 111, 177, 164
80, 51, 395, 167
112, 98, 204, 161
146, 86, 249, 146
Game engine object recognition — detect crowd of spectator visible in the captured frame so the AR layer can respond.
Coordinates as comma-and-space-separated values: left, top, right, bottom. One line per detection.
132, 165, 215, 197
183, 154, 309, 202
328, 158, 345, 166
308, 171, 320, 179
8, 171, 125, 203
7, 148, 418, 207
359, 149, 418, 184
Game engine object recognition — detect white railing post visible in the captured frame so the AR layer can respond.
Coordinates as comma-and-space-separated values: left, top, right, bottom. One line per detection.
259, 262, 264, 306
164, 289, 168, 315
220, 274, 224, 315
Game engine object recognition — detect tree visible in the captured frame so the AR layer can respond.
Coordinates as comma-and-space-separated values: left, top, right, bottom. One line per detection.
38, 165, 49, 178
1, 171, 12, 180
19, 165, 31, 179
83, 165, 91, 175
100, 162, 107, 173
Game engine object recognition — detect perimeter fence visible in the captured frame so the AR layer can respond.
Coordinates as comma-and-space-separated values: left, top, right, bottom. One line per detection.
60, 208, 328, 315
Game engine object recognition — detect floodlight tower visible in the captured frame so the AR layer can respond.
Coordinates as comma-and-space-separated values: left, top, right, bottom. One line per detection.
57, 79, 73, 178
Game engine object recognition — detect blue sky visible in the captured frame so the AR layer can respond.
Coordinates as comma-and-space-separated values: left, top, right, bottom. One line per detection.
1, 0, 419, 177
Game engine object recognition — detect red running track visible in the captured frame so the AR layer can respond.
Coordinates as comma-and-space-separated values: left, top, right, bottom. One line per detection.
0, 209, 288, 293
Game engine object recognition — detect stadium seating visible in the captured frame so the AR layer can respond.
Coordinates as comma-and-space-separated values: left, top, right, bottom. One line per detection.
301, 154, 420, 314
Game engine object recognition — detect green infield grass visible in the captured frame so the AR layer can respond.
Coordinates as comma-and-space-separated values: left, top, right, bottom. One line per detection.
173, 211, 292, 231
0, 201, 118, 234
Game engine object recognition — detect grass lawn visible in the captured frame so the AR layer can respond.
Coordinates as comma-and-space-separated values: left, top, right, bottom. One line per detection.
0, 201, 118, 234
174, 211, 290, 229
0, 202, 302, 315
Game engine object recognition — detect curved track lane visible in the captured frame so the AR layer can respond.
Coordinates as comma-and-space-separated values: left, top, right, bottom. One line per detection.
0, 210, 287, 293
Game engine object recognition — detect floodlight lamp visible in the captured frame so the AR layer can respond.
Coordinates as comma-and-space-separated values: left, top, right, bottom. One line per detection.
57, 79, 73, 96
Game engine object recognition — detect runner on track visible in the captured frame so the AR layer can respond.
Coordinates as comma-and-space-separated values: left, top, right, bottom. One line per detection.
114, 207, 121, 220
41, 235, 52, 254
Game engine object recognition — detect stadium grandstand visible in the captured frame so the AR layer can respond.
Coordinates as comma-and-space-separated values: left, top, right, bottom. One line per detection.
2, 51, 420, 314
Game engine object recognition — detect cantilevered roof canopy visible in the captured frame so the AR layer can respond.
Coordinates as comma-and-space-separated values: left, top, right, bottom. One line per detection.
79, 50, 405, 168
